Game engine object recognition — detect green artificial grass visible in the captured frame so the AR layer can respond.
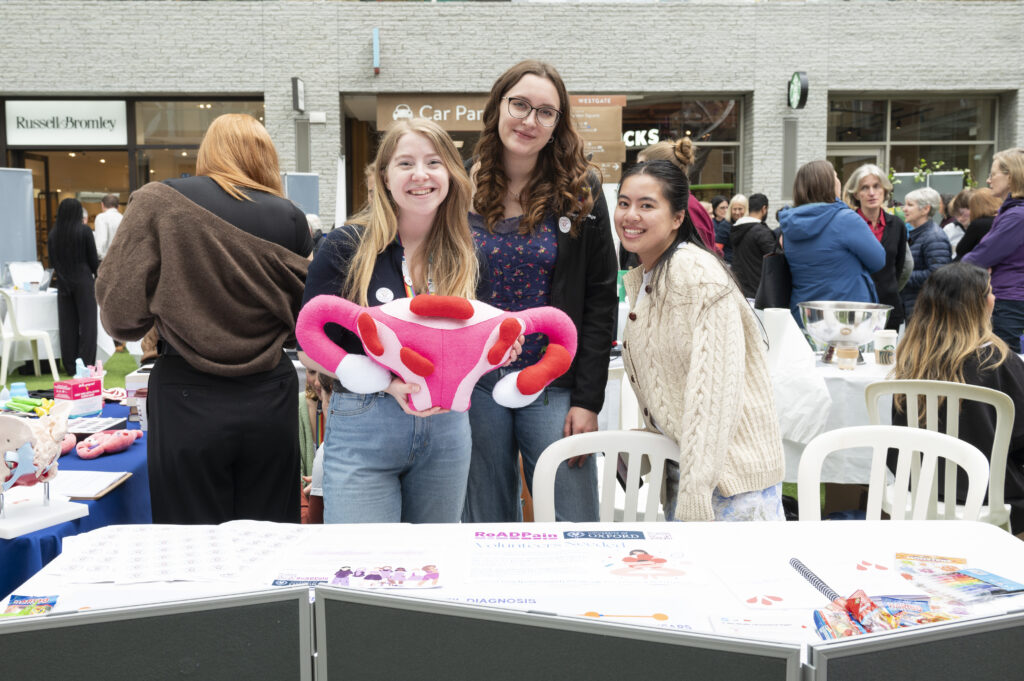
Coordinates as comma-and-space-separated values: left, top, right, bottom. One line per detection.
7, 348, 138, 391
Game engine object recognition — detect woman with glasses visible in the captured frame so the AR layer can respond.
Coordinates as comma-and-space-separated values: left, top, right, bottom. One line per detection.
462, 60, 617, 523
963, 148, 1024, 351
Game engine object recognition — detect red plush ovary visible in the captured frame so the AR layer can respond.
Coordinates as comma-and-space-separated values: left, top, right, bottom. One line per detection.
409, 296, 475, 320
357, 312, 384, 355
487, 318, 522, 365
516, 344, 572, 395
400, 347, 435, 377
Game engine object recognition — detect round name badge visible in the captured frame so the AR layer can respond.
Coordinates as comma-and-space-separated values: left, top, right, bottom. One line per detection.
375, 287, 395, 303
558, 216, 571, 233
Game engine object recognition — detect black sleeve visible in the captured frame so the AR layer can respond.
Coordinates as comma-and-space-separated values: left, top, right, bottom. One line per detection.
84, 224, 100, 275
955, 218, 990, 260
299, 226, 362, 354
894, 216, 908, 282
572, 179, 618, 413
293, 205, 315, 257
756, 225, 776, 257
474, 246, 492, 301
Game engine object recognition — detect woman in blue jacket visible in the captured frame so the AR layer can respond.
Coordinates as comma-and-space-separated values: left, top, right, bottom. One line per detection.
778, 160, 886, 324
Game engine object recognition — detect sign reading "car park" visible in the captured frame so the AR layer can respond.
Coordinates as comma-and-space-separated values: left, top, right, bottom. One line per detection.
376, 95, 488, 132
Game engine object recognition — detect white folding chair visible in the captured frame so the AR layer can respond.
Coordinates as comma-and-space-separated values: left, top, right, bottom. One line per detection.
865, 379, 1013, 531
0, 289, 61, 383
797, 425, 989, 522
533, 431, 678, 522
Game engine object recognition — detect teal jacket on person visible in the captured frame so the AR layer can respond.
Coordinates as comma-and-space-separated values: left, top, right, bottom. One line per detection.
779, 199, 886, 324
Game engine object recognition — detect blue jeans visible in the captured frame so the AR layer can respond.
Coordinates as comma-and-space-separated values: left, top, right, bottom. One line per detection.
991, 298, 1024, 352
322, 390, 471, 523
462, 369, 599, 522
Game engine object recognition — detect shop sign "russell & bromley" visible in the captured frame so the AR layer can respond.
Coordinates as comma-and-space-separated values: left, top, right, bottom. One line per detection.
5, 100, 128, 146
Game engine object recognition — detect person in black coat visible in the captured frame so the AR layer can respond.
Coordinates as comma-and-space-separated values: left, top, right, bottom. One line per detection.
47, 197, 98, 374
730, 192, 777, 298
842, 164, 908, 330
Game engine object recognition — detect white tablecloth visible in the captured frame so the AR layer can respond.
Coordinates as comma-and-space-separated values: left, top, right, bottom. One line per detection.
1, 288, 115, 368
781, 355, 894, 483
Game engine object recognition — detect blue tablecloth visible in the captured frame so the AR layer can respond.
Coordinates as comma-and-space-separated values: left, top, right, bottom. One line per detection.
0, 403, 150, 598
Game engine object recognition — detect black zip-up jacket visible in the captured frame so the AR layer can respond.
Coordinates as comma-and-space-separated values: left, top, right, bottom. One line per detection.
466, 159, 617, 413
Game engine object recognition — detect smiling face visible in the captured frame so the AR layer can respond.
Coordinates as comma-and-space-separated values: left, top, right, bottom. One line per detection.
988, 160, 1010, 199
714, 201, 728, 221
498, 73, 560, 162
615, 174, 685, 269
856, 174, 886, 213
383, 132, 450, 222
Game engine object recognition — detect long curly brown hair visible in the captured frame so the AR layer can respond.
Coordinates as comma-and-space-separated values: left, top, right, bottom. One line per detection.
471, 60, 597, 237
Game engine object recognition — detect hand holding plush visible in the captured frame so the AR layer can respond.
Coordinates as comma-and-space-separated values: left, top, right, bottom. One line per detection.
296, 295, 577, 412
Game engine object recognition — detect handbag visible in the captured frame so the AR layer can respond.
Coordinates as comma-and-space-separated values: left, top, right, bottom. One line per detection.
754, 251, 792, 310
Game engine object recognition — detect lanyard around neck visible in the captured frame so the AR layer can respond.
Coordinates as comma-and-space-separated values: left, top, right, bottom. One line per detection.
397, 235, 434, 298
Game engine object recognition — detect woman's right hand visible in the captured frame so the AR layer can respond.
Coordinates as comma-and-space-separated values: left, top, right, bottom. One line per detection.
384, 378, 449, 418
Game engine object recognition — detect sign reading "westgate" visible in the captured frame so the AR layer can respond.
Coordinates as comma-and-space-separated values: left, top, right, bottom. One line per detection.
5, 100, 128, 146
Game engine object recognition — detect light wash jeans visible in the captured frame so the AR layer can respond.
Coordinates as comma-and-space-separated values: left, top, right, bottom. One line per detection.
322, 390, 471, 524
462, 369, 599, 522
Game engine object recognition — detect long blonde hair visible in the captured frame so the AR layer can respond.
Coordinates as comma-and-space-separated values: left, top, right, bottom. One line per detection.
196, 114, 283, 200
893, 262, 1007, 413
343, 118, 477, 306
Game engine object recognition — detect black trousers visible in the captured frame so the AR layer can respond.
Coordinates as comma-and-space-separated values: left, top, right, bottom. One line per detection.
147, 353, 300, 524
56, 276, 97, 374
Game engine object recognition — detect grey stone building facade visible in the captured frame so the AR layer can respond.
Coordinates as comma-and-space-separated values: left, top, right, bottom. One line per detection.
1, 0, 1021, 227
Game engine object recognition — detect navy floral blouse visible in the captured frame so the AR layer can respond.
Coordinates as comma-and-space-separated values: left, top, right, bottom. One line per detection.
470, 212, 558, 369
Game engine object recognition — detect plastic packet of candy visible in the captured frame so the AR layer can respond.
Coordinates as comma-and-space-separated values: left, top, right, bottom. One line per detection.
1, 594, 58, 617
874, 595, 931, 627
813, 604, 865, 640
845, 589, 899, 632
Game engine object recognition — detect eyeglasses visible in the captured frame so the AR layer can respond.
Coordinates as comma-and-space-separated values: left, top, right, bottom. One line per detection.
502, 96, 561, 127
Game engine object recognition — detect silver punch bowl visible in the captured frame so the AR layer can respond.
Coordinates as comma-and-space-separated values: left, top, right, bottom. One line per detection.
797, 301, 892, 348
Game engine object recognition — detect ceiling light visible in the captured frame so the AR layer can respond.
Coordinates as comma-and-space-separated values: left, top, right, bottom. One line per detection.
68, 152, 76, 158
149, 170, 155, 174
99, 159, 106, 164
181, 151, 188, 156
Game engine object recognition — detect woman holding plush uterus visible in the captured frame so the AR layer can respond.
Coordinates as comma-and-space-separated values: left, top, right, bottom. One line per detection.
615, 159, 785, 522
299, 118, 499, 524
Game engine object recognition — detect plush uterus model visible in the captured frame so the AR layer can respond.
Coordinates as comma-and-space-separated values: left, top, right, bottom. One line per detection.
76, 430, 143, 460
297, 295, 578, 412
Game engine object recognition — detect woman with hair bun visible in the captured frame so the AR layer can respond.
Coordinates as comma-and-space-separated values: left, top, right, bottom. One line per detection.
462, 60, 617, 523
48, 197, 99, 374
891, 262, 1024, 536
615, 159, 784, 521
963, 147, 1024, 350
618, 138, 715, 267
778, 160, 885, 324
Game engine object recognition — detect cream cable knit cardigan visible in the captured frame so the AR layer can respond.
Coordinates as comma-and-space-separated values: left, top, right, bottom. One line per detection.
622, 244, 784, 521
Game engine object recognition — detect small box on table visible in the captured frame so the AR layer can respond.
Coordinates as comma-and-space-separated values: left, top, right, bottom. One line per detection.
54, 377, 103, 418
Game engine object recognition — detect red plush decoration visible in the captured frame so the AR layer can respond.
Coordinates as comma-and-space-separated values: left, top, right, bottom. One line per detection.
297, 295, 578, 412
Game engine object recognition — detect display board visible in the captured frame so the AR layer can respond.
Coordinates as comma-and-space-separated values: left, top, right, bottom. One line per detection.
316, 587, 801, 681
0, 168, 36, 268
807, 610, 1024, 680
0, 588, 311, 681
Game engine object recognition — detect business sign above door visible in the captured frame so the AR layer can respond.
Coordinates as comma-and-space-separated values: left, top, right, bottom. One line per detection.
5, 100, 128, 146
376, 95, 488, 132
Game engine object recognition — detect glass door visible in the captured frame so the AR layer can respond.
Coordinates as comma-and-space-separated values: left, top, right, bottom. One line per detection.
22, 152, 53, 266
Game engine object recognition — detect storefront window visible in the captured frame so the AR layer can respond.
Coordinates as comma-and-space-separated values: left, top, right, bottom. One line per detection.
135, 100, 264, 145
828, 99, 886, 142
890, 98, 994, 142
828, 96, 996, 192
136, 148, 198, 185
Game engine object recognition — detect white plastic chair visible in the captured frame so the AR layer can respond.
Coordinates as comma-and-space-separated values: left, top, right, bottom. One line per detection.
797, 425, 989, 522
0, 289, 61, 383
865, 379, 1013, 531
533, 431, 678, 522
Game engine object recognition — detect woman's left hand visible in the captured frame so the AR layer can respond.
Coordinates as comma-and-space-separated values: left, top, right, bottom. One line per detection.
501, 335, 526, 367
563, 406, 598, 467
